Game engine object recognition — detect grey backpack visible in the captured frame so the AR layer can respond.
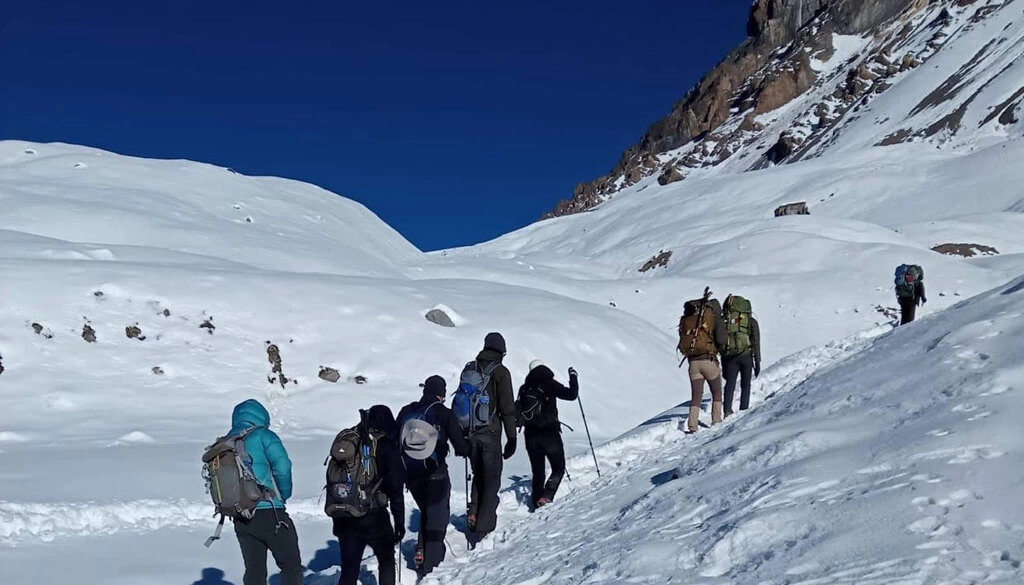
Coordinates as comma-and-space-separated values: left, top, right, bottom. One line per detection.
201, 427, 272, 546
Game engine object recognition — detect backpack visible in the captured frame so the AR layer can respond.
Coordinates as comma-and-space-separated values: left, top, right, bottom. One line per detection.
678, 298, 718, 358
895, 264, 923, 299
452, 361, 500, 433
323, 421, 388, 519
722, 295, 753, 356
515, 385, 555, 429
398, 402, 442, 472
201, 427, 273, 546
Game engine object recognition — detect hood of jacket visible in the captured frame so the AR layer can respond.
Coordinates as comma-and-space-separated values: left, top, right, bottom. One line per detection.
524, 364, 555, 387
231, 399, 271, 434
364, 404, 398, 440
476, 348, 505, 365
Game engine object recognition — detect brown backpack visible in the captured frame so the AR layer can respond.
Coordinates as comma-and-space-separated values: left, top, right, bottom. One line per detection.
678, 299, 718, 358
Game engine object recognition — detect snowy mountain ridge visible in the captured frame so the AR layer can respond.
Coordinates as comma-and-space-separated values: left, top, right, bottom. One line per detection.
556, 0, 1024, 215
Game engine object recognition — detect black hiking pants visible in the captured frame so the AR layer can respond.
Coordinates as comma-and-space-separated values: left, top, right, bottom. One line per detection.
722, 352, 754, 414
524, 426, 566, 507
234, 509, 304, 585
334, 511, 396, 585
408, 470, 452, 575
467, 432, 503, 536
899, 298, 917, 325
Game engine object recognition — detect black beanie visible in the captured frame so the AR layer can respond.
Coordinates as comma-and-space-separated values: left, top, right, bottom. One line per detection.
421, 375, 447, 397
484, 331, 506, 354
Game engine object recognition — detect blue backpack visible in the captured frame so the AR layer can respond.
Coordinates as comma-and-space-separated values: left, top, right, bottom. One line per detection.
452, 361, 499, 434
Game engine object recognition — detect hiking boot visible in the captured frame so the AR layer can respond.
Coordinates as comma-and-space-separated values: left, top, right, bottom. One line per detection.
537, 497, 552, 508
414, 546, 424, 567
711, 401, 724, 424
467, 513, 477, 532
686, 406, 701, 433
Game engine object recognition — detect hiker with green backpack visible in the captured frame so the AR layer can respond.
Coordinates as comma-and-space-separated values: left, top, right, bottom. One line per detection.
895, 264, 926, 325
325, 405, 406, 585
720, 295, 762, 416
202, 399, 303, 585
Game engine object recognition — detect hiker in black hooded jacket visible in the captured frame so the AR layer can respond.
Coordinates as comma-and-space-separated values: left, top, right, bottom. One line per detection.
518, 361, 579, 509
332, 405, 406, 585
396, 375, 471, 577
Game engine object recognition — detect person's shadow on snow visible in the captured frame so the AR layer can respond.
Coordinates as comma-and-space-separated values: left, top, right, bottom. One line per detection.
190, 568, 235, 585
306, 540, 341, 573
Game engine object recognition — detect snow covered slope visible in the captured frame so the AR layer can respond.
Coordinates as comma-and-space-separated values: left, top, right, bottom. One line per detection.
403, 275, 1024, 585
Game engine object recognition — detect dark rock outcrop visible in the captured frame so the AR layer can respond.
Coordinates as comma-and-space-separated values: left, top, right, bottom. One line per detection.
550, 0, 919, 216
319, 367, 341, 383
425, 308, 456, 328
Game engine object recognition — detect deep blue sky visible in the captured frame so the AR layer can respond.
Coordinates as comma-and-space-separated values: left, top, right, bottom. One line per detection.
2, 0, 753, 251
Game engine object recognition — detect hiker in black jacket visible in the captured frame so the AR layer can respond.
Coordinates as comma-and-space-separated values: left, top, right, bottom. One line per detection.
333, 405, 406, 585
396, 376, 471, 577
517, 361, 579, 509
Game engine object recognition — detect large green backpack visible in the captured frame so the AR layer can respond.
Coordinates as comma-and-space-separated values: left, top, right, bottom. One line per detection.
723, 295, 753, 356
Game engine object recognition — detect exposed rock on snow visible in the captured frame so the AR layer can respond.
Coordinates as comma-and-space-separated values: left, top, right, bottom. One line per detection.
932, 242, 999, 257
318, 366, 341, 383
774, 201, 810, 216
124, 324, 145, 340
81, 324, 97, 343
638, 250, 673, 273
424, 308, 456, 328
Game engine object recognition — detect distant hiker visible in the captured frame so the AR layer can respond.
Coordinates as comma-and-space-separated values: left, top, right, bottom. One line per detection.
516, 360, 579, 509
325, 405, 406, 585
895, 264, 926, 325
202, 399, 303, 585
452, 331, 517, 542
720, 295, 761, 416
396, 375, 472, 577
677, 289, 727, 433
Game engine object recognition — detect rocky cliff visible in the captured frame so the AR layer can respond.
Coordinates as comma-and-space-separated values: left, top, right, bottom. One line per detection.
551, 0, 1010, 216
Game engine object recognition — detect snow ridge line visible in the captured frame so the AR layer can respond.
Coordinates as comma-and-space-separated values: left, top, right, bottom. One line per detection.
0, 498, 327, 546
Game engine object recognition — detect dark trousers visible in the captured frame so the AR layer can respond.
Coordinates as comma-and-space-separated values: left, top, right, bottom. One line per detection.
408, 470, 452, 574
235, 509, 304, 585
899, 298, 917, 325
334, 511, 396, 585
467, 432, 503, 536
524, 427, 566, 507
722, 352, 754, 414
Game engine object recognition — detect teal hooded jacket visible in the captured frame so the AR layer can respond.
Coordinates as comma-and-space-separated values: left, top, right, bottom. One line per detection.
229, 399, 292, 510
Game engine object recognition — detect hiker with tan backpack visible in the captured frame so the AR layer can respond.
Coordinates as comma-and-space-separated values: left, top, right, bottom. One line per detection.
677, 287, 727, 433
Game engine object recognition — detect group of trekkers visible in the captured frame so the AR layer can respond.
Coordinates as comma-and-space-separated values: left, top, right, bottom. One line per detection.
202, 332, 582, 585
676, 263, 925, 432
203, 266, 923, 585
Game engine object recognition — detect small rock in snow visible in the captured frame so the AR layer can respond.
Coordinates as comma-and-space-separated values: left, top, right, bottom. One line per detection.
425, 308, 456, 328
352, 375, 368, 385
82, 324, 97, 343
151, 366, 165, 376
162, 308, 171, 317
319, 367, 341, 383
125, 324, 145, 340
199, 318, 215, 334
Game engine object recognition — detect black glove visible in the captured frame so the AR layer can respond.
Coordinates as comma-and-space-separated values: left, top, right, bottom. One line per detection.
919, 297, 927, 306
393, 523, 405, 545
502, 438, 517, 460
754, 361, 761, 378
568, 367, 578, 378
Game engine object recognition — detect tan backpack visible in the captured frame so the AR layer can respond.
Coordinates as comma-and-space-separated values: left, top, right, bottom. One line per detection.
678, 296, 718, 358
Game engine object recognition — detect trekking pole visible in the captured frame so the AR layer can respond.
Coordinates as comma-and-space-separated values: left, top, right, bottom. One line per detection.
577, 395, 601, 478
397, 547, 402, 585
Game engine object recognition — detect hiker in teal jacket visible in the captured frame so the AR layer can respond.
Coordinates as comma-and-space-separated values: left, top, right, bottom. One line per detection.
227, 399, 302, 585
229, 398, 292, 509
